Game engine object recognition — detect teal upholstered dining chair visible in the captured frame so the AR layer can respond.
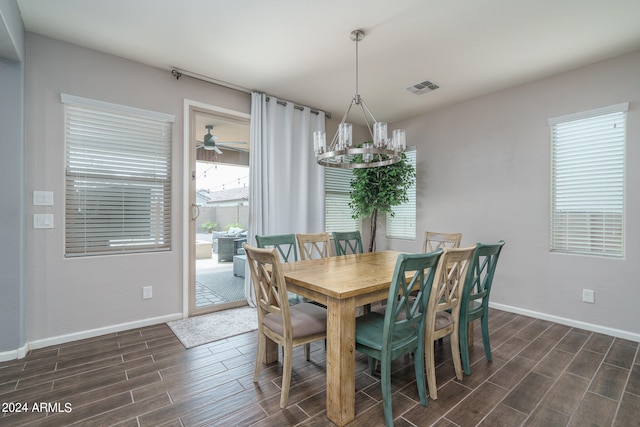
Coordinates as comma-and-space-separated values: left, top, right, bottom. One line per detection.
255, 234, 299, 262
355, 250, 443, 426
459, 241, 505, 375
332, 230, 364, 255
332, 230, 373, 313
255, 234, 301, 304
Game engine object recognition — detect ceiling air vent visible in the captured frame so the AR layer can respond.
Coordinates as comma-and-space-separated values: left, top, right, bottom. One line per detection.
406, 80, 440, 95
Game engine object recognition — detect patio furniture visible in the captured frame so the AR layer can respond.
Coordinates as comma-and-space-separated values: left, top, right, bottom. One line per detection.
233, 254, 246, 277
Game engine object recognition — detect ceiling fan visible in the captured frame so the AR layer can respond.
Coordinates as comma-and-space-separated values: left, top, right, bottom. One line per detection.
196, 124, 246, 154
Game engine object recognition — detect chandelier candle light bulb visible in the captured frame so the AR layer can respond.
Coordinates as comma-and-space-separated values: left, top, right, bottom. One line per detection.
314, 29, 406, 169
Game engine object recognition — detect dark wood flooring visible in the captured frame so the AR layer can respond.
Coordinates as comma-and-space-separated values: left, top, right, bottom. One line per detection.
1, 308, 638, 426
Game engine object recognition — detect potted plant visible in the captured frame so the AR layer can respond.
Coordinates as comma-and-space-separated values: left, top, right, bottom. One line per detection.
349, 146, 415, 252
201, 221, 217, 233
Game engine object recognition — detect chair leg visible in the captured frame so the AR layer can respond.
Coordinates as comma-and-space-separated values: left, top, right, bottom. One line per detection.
254, 332, 266, 382
481, 314, 492, 362
460, 317, 472, 376
450, 327, 464, 381
304, 343, 311, 361
368, 356, 377, 375
280, 345, 293, 409
380, 356, 394, 427
425, 340, 438, 400
414, 341, 428, 407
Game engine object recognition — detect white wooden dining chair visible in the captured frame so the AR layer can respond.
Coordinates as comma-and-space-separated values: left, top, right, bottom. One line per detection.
296, 232, 332, 260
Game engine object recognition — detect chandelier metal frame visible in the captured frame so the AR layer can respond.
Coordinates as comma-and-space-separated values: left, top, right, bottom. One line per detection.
314, 29, 406, 169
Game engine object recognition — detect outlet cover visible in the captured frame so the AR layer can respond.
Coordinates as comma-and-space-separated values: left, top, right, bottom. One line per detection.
582, 289, 595, 303
142, 286, 153, 299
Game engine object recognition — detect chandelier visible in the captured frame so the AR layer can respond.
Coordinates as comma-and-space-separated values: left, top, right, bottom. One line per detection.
314, 29, 406, 169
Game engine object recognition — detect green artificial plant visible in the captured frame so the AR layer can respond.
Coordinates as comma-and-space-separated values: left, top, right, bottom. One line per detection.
349, 147, 415, 252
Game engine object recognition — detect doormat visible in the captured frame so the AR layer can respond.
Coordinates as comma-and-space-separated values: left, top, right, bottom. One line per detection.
168, 306, 258, 349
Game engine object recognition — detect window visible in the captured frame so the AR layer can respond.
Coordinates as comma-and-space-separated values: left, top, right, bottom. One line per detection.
386, 147, 416, 239
62, 94, 174, 257
324, 167, 360, 233
549, 103, 627, 257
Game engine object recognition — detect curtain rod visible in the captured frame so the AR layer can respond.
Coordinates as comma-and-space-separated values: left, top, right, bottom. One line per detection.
171, 68, 331, 118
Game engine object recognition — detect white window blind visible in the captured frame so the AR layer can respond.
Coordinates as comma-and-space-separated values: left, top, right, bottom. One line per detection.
325, 167, 360, 233
549, 103, 627, 257
62, 94, 174, 257
386, 147, 417, 239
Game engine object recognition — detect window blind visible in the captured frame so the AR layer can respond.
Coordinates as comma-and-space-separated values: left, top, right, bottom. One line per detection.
62, 94, 174, 257
386, 148, 417, 239
325, 167, 360, 233
549, 103, 627, 257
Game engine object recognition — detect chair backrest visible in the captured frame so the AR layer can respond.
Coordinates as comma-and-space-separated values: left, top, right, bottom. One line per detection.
296, 232, 331, 260
462, 241, 505, 308
255, 234, 298, 263
426, 245, 476, 325
243, 243, 292, 337
422, 231, 462, 253
383, 250, 443, 348
332, 231, 364, 256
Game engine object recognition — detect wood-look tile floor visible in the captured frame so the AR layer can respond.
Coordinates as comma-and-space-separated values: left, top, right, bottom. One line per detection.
1, 308, 638, 426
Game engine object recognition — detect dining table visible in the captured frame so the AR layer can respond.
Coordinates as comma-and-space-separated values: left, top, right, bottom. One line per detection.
275, 250, 404, 427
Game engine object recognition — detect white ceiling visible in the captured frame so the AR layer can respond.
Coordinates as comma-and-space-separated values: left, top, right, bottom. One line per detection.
14, 0, 640, 126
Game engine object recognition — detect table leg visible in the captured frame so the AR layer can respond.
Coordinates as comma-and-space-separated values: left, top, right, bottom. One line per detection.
326, 296, 356, 426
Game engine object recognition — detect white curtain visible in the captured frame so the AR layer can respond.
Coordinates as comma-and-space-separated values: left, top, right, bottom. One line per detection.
244, 92, 326, 305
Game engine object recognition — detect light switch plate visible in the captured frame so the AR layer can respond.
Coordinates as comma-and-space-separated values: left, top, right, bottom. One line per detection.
34, 214, 54, 229
33, 191, 54, 206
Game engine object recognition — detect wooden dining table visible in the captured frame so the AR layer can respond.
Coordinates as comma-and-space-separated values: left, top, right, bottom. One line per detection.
276, 250, 404, 426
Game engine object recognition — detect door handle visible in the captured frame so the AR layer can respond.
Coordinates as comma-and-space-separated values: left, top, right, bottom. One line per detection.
191, 203, 200, 221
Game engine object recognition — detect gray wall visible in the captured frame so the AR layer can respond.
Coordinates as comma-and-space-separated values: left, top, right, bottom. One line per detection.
195, 205, 250, 233
381, 49, 640, 338
23, 34, 250, 347
0, 0, 26, 355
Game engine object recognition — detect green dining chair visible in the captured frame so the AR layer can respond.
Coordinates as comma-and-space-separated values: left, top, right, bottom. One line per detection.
332, 230, 364, 255
256, 233, 301, 305
255, 233, 299, 262
332, 230, 372, 313
459, 241, 505, 375
355, 250, 443, 426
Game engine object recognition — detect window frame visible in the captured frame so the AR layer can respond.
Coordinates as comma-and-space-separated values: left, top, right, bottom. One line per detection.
386, 147, 417, 240
324, 166, 360, 233
549, 102, 627, 258
62, 94, 175, 257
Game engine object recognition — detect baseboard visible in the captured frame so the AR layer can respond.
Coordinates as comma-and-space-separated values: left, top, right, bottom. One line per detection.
490, 302, 640, 343
0, 342, 29, 363
0, 313, 183, 362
